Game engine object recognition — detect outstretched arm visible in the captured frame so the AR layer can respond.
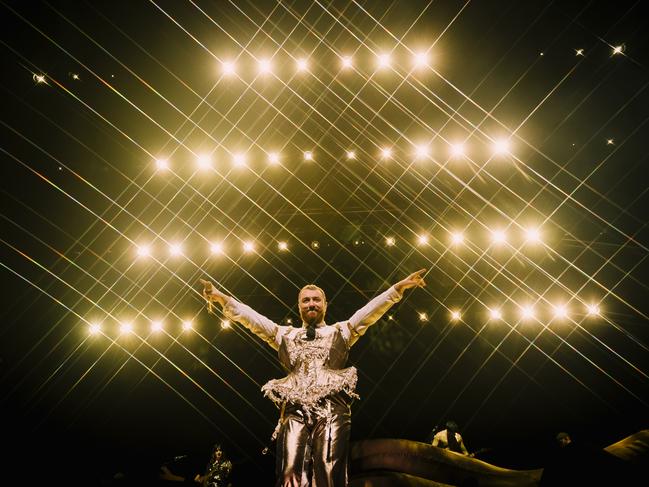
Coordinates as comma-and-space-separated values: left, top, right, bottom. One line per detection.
199, 278, 283, 350
393, 268, 427, 295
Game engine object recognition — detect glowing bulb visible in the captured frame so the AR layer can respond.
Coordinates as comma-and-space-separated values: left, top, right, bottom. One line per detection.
520, 305, 535, 320
151, 321, 163, 332
612, 45, 623, 55
606, 139, 614, 145
340, 56, 353, 69
586, 304, 600, 316
450, 232, 464, 245
89, 323, 101, 335
71, 73, 80, 80
380, 147, 392, 160
169, 243, 183, 256
155, 158, 169, 170
524, 227, 541, 243
418, 312, 428, 322
221, 319, 231, 329
197, 154, 212, 169
492, 139, 511, 155
296, 58, 309, 72
450, 143, 465, 158
286, 318, 293, 325
243, 241, 255, 253
120, 322, 133, 334
417, 234, 429, 246
33, 74, 47, 84
385, 236, 395, 246
221, 60, 236, 76
278, 241, 288, 251
182, 320, 193, 331
552, 304, 568, 320
137, 245, 151, 257
267, 152, 280, 165
450, 310, 461, 321
210, 242, 224, 254
258, 58, 272, 74
304, 151, 313, 161
413, 51, 429, 68
346, 150, 356, 160
232, 152, 247, 167
310, 240, 320, 250
489, 308, 502, 320
575, 48, 584, 56
490, 229, 506, 245
414, 144, 430, 159
377, 53, 392, 69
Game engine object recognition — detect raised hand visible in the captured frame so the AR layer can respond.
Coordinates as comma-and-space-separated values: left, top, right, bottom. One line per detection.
394, 268, 427, 294
199, 278, 228, 309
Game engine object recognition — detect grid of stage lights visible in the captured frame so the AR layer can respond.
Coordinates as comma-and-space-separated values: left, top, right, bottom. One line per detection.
88, 301, 602, 336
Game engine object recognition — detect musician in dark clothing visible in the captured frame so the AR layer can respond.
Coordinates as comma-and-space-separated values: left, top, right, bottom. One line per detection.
431, 420, 469, 455
194, 444, 232, 487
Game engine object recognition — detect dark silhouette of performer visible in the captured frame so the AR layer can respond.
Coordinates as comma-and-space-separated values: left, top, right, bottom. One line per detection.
431, 420, 470, 455
194, 444, 232, 487
200, 269, 427, 487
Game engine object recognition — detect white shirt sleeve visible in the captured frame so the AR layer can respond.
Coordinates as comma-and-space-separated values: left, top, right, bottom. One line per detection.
338, 285, 403, 346
222, 297, 289, 350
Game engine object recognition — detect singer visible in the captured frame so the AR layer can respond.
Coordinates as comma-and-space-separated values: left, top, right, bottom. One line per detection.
199, 269, 426, 487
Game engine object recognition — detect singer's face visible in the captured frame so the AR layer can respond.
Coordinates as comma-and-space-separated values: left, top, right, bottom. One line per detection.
298, 289, 326, 325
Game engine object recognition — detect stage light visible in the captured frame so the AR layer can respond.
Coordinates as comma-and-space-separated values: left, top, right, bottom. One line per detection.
243, 241, 255, 253
606, 139, 614, 145
89, 323, 101, 335
414, 144, 431, 159
346, 150, 356, 160
221, 319, 231, 329
304, 151, 313, 161
418, 312, 428, 322
258, 58, 272, 74
340, 55, 353, 69
377, 53, 392, 69
169, 243, 183, 256
575, 48, 584, 56
524, 227, 541, 244
520, 305, 535, 320
310, 240, 320, 250
450, 232, 464, 245
33, 74, 47, 84
182, 320, 193, 331
278, 241, 288, 251
151, 321, 163, 332
221, 60, 236, 76
450, 310, 461, 321
413, 51, 429, 68
586, 303, 601, 316
385, 236, 395, 246
552, 304, 568, 320
490, 229, 506, 245
285, 318, 293, 325
267, 152, 280, 165
210, 242, 224, 254
119, 322, 133, 334
417, 234, 429, 246
155, 158, 169, 170
489, 308, 502, 320
232, 152, 247, 167
492, 139, 511, 155
71, 73, 80, 80
450, 143, 465, 158
296, 58, 309, 72
380, 147, 392, 160
612, 45, 624, 55
197, 154, 212, 170
136, 245, 151, 257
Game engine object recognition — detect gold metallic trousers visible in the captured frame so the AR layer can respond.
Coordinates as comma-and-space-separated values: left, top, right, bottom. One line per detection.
275, 396, 351, 487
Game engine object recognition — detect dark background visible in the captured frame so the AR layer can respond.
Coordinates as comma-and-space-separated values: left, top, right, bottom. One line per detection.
1, 1, 647, 484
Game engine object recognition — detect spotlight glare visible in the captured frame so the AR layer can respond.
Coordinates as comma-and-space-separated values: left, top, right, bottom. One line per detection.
575, 48, 584, 56
612, 45, 624, 55
119, 322, 133, 334
490, 229, 507, 245
296, 58, 309, 72
258, 58, 272, 74
155, 158, 169, 170
243, 241, 255, 253
492, 139, 511, 155
169, 243, 183, 256
221, 60, 236, 76
451, 232, 464, 245
586, 303, 600, 316
221, 319, 231, 329
385, 236, 395, 247
277, 241, 288, 251
552, 304, 568, 320
414, 144, 431, 159
346, 150, 356, 160
524, 227, 541, 243
450, 310, 461, 321
33, 74, 47, 84
151, 320, 163, 332
182, 320, 193, 331
450, 143, 465, 158
606, 138, 614, 145
89, 323, 101, 335
418, 312, 428, 322
210, 242, 224, 254
136, 245, 151, 257
520, 305, 535, 320
340, 55, 353, 69
310, 240, 320, 250
303, 151, 313, 161
417, 234, 429, 246
377, 52, 392, 69
489, 308, 502, 320
197, 154, 212, 169
380, 147, 393, 160
413, 51, 429, 68
267, 152, 280, 165
232, 152, 247, 167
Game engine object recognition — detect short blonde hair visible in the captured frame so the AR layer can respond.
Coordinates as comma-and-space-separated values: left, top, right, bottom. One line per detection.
298, 284, 326, 303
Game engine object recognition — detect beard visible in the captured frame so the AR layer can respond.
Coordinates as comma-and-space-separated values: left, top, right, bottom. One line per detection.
300, 308, 322, 326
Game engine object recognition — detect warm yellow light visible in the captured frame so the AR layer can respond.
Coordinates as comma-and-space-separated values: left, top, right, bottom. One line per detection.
586, 303, 600, 316
169, 243, 183, 256
221, 60, 236, 76
552, 304, 568, 320
89, 323, 101, 335
346, 150, 356, 160
413, 51, 429, 68
296, 58, 309, 72
210, 242, 224, 254
232, 152, 247, 167
221, 319, 231, 329
340, 55, 353, 69
450, 232, 464, 245
450, 143, 465, 158
418, 312, 428, 322
612, 45, 623, 55
380, 147, 392, 160
606, 139, 614, 145
155, 158, 169, 170
450, 310, 461, 321
414, 144, 431, 159
310, 240, 320, 250
489, 308, 502, 320
377, 53, 392, 69
385, 236, 395, 246
278, 241, 288, 251
137, 245, 151, 257
71, 73, 80, 80
33, 74, 47, 84
575, 48, 584, 56
417, 234, 429, 246
197, 154, 212, 169
490, 229, 506, 245
267, 152, 280, 165
285, 318, 293, 325
243, 241, 255, 253
151, 321, 163, 332
520, 305, 535, 320
120, 322, 133, 334
304, 151, 313, 161
524, 227, 541, 243
492, 139, 511, 155
182, 320, 193, 331
258, 58, 272, 74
